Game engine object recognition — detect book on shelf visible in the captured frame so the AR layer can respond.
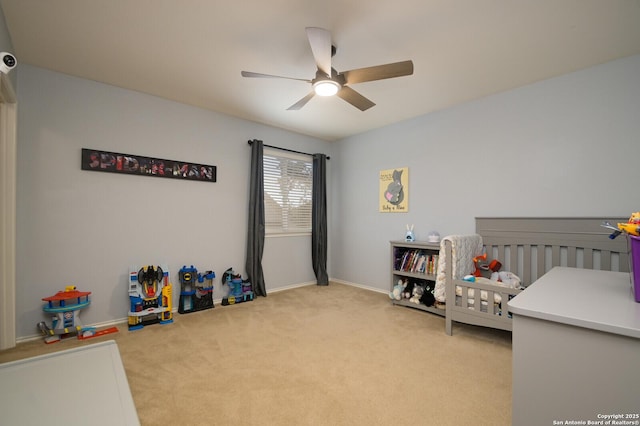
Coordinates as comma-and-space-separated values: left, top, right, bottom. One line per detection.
394, 248, 439, 275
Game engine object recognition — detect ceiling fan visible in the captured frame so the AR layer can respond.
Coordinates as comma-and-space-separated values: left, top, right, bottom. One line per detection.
241, 27, 414, 111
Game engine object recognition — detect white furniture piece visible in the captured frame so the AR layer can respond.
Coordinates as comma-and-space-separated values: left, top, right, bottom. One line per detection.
508, 267, 640, 426
0, 340, 139, 426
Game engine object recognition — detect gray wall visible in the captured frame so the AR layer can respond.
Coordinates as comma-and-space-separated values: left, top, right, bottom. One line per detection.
331, 54, 640, 292
16, 65, 333, 339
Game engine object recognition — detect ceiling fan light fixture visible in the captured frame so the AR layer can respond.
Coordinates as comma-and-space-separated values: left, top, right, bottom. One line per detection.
313, 79, 340, 96
241, 27, 413, 111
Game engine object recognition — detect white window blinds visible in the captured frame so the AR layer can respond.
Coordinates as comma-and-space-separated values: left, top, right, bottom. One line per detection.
263, 149, 313, 235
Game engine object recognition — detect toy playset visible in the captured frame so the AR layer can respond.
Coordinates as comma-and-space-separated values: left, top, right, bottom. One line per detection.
178, 265, 215, 313
221, 267, 254, 305
127, 265, 173, 330
39, 286, 90, 343
37, 262, 253, 342
38, 286, 118, 344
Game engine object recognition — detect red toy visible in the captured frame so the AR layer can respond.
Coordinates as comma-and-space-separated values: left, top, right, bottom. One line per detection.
473, 253, 502, 278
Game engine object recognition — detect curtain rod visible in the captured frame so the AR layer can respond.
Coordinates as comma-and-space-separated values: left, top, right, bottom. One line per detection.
247, 140, 330, 160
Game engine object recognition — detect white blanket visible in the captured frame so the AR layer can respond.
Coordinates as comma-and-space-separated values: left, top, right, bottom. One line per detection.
434, 234, 483, 303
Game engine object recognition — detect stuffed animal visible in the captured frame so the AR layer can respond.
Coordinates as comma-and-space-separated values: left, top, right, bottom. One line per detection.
402, 280, 415, 300
420, 283, 436, 307
473, 253, 502, 278
490, 271, 522, 289
471, 253, 522, 289
389, 279, 406, 300
409, 284, 424, 304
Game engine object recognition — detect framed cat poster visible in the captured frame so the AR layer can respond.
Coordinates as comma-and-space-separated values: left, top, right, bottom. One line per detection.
379, 167, 408, 212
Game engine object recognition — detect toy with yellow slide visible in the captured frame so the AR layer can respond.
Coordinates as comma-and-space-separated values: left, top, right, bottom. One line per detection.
601, 212, 640, 239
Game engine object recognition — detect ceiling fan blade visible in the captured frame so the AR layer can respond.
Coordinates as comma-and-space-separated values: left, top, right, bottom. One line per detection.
241, 71, 310, 82
287, 91, 316, 110
305, 27, 332, 77
341, 60, 414, 85
336, 86, 375, 111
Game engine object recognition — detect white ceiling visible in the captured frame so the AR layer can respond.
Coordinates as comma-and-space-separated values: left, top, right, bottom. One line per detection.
2, 0, 640, 141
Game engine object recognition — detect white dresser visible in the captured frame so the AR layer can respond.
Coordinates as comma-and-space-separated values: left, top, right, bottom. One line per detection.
508, 267, 640, 426
0, 340, 139, 425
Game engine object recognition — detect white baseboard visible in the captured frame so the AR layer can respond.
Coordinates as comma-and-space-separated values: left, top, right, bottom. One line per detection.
267, 280, 316, 293
329, 278, 388, 295
266, 279, 387, 295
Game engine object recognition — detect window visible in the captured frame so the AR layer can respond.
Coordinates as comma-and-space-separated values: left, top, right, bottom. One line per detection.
263, 149, 313, 235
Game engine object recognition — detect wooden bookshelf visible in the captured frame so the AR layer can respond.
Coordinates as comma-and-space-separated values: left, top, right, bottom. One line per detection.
390, 240, 444, 317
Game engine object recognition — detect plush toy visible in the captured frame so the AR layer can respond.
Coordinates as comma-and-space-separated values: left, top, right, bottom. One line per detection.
402, 280, 415, 300
389, 279, 406, 300
420, 282, 436, 307
472, 253, 522, 289
409, 284, 424, 304
490, 271, 522, 289
473, 253, 502, 278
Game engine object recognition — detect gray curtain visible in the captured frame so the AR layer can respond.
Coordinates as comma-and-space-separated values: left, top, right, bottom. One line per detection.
312, 153, 329, 285
246, 139, 267, 297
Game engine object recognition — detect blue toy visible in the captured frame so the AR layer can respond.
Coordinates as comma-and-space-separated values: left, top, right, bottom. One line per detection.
221, 267, 254, 306
178, 265, 215, 314
405, 224, 415, 242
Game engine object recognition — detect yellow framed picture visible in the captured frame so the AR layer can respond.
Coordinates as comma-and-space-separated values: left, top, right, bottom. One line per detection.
379, 167, 408, 213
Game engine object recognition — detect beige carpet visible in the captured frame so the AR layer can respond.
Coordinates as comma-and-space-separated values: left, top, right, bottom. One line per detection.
0, 283, 513, 426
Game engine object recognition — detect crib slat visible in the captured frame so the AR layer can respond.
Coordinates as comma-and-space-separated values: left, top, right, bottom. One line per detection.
551, 245, 560, 269
567, 246, 577, 268
461, 284, 468, 308
601, 250, 612, 271
507, 245, 517, 275
497, 246, 506, 267
536, 245, 545, 284
584, 248, 593, 269
500, 290, 507, 315
523, 245, 532, 286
